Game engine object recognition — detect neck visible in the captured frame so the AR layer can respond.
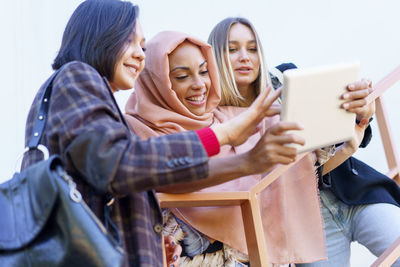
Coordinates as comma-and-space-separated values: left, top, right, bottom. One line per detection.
237, 84, 256, 107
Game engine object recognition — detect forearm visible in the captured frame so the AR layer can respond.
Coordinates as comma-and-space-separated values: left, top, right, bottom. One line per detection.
322, 142, 357, 175
158, 122, 305, 193
158, 153, 251, 193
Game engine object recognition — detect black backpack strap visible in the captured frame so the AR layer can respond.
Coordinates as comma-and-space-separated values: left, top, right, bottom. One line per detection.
27, 69, 62, 149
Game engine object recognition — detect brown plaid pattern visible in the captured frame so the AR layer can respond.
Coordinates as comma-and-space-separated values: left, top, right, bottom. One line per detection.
22, 61, 209, 266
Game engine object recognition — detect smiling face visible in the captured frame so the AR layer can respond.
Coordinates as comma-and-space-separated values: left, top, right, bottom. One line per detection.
110, 21, 146, 92
168, 42, 211, 116
228, 23, 260, 94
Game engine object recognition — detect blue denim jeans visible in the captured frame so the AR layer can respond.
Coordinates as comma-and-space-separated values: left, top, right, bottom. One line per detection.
175, 217, 210, 257
175, 216, 249, 266
297, 189, 400, 267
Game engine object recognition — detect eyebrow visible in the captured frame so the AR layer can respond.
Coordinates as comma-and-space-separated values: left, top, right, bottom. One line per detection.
228, 40, 257, 44
170, 60, 207, 73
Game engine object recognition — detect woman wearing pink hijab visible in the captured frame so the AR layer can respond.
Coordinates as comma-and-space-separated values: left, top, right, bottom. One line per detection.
124, 31, 326, 266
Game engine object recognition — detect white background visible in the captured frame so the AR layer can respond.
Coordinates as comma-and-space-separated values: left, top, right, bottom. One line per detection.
1, 1, 399, 265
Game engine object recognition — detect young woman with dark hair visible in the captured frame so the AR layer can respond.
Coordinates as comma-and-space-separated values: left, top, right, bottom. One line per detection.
52, 0, 139, 81
21, 1, 302, 266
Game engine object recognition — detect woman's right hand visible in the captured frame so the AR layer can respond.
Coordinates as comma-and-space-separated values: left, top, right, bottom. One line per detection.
244, 121, 305, 174
211, 86, 282, 147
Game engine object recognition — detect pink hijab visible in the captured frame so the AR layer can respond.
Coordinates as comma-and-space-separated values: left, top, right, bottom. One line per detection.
124, 31, 221, 136
124, 31, 326, 264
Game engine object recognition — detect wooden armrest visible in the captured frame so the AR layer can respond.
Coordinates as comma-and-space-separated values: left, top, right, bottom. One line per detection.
157, 191, 250, 208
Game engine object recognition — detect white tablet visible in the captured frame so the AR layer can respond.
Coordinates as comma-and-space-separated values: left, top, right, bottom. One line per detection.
280, 62, 360, 153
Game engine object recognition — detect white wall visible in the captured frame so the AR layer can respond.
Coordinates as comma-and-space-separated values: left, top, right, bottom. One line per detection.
1, 1, 399, 265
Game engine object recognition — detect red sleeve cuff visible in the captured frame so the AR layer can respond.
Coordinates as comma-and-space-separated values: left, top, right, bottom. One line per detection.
195, 127, 220, 157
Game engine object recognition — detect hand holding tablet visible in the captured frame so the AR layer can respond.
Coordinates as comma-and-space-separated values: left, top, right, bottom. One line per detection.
280, 62, 360, 153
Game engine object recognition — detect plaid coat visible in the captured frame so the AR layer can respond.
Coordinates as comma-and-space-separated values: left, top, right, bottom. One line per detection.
22, 61, 210, 266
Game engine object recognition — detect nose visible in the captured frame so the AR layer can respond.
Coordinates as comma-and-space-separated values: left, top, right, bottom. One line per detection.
191, 75, 206, 90
132, 43, 145, 62
238, 48, 249, 62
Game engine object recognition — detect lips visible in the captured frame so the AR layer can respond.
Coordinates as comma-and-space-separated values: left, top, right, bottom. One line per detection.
235, 66, 253, 74
124, 63, 139, 77
185, 93, 207, 106
236, 66, 252, 71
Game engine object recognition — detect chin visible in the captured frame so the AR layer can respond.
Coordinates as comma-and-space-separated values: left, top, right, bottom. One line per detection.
193, 109, 206, 116
123, 81, 136, 90
240, 78, 256, 85
118, 84, 135, 91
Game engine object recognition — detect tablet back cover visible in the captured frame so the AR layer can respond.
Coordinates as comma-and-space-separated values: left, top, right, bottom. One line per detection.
281, 62, 359, 153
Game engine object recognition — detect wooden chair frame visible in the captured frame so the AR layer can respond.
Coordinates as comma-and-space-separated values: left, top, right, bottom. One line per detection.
158, 153, 308, 267
159, 65, 400, 267
368, 66, 400, 266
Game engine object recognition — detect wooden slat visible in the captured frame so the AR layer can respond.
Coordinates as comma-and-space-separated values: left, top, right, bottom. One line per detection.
157, 191, 249, 208
371, 237, 400, 267
366, 65, 400, 104
386, 168, 400, 180
241, 195, 269, 267
375, 97, 400, 182
250, 152, 308, 195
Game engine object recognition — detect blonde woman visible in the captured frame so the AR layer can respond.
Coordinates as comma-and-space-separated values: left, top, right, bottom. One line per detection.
208, 17, 400, 267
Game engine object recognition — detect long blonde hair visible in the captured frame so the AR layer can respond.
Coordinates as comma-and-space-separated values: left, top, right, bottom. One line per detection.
208, 17, 271, 106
